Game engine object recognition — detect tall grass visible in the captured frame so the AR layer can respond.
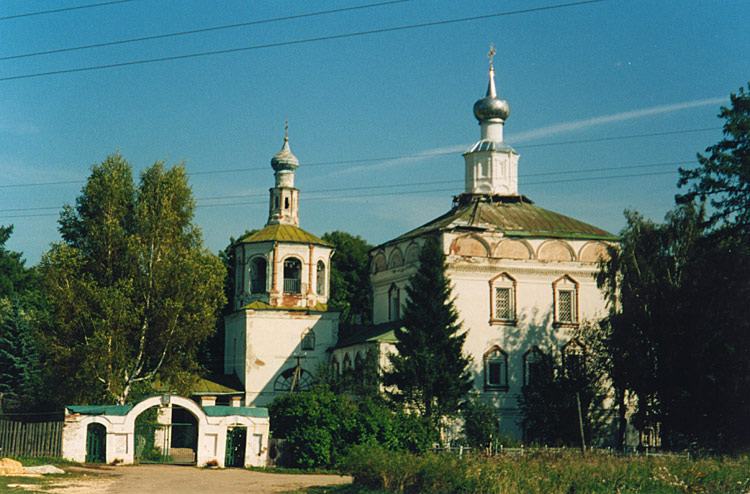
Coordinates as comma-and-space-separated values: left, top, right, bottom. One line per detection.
341, 444, 750, 494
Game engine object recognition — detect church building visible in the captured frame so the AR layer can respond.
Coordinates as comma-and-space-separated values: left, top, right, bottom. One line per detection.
333, 56, 616, 439
226, 54, 616, 439
224, 127, 338, 406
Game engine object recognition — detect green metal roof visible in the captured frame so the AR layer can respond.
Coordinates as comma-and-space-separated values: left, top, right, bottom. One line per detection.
336, 321, 401, 348
384, 194, 617, 247
240, 224, 332, 246
203, 406, 269, 418
66, 405, 134, 416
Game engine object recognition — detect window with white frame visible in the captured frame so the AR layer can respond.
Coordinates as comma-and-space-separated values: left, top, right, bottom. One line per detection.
484, 346, 508, 390
490, 273, 516, 324
553, 276, 578, 326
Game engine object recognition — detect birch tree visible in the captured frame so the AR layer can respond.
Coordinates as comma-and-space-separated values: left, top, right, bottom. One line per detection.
39, 154, 225, 405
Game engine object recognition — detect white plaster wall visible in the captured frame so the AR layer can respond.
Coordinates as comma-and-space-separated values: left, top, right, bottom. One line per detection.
238, 309, 339, 406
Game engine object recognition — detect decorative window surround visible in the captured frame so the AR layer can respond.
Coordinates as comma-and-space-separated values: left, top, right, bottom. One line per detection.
553, 275, 579, 327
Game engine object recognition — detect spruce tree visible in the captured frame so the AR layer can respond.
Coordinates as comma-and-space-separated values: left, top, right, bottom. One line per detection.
0, 300, 41, 411
383, 237, 472, 426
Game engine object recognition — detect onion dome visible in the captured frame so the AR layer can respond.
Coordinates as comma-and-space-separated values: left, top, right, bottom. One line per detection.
473, 66, 510, 122
271, 124, 299, 171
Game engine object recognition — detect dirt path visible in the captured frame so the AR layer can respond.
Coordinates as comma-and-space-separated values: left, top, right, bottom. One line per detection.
40, 465, 352, 494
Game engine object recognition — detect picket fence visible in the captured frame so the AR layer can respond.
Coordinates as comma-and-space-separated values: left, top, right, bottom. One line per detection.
0, 419, 63, 458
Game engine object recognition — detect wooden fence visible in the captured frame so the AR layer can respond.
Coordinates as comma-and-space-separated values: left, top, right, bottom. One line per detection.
0, 419, 63, 458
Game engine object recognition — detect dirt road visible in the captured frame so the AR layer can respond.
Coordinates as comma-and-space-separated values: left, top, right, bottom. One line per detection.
39, 464, 353, 494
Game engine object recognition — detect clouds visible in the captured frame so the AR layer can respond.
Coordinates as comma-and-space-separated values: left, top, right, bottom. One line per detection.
506, 97, 727, 143
328, 96, 727, 177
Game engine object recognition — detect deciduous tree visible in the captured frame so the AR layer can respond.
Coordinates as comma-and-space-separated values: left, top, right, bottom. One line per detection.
38, 154, 225, 405
322, 231, 372, 325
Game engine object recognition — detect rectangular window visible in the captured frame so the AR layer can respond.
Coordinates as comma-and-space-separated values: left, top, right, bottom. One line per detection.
558, 290, 574, 323
495, 287, 511, 320
488, 362, 504, 386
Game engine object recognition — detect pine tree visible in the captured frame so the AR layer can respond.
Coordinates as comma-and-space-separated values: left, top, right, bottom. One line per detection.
383, 237, 472, 425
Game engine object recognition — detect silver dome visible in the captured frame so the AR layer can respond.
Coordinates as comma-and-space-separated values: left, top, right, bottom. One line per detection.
271, 137, 299, 171
473, 66, 510, 122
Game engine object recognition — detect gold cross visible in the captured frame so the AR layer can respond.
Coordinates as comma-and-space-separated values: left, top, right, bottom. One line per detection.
285, 119, 289, 140
488, 43, 496, 68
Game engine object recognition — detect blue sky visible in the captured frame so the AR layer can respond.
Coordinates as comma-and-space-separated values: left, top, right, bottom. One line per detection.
1, 0, 748, 265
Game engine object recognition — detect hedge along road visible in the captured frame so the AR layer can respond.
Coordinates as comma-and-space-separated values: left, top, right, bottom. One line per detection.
43, 464, 353, 494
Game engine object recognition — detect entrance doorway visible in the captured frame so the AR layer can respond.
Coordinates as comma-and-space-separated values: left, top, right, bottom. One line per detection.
134, 405, 198, 464
85, 423, 106, 463
225, 427, 247, 467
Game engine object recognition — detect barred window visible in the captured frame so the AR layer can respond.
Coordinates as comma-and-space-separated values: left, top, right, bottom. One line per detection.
490, 273, 516, 324
553, 276, 578, 326
495, 287, 511, 319
558, 290, 573, 322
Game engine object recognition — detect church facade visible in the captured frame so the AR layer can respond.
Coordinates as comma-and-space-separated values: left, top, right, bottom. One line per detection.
334, 62, 616, 438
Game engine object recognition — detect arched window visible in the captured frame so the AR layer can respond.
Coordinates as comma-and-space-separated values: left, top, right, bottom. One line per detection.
343, 354, 352, 371
274, 367, 314, 392
283, 258, 302, 293
389, 284, 400, 321
284, 197, 290, 209
355, 352, 364, 369
316, 261, 325, 295
523, 347, 550, 387
250, 257, 267, 293
484, 346, 508, 391
301, 330, 315, 350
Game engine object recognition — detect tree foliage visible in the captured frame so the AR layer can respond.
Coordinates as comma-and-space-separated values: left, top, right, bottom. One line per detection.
269, 384, 435, 469
322, 231, 372, 325
38, 154, 226, 405
461, 395, 499, 450
0, 299, 42, 412
678, 82, 750, 235
0, 226, 37, 301
598, 203, 750, 451
518, 324, 614, 448
383, 237, 472, 426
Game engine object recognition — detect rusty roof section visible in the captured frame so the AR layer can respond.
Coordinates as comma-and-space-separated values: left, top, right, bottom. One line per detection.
383, 194, 617, 246
239, 223, 332, 246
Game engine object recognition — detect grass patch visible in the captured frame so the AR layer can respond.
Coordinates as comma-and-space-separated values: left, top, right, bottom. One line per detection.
340, 445, 750, 494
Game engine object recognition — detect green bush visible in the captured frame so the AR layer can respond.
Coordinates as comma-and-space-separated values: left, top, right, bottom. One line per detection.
269, 387, 436, 469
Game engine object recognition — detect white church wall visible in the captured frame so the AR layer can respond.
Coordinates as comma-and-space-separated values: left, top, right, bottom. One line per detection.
236, 309, 338, 406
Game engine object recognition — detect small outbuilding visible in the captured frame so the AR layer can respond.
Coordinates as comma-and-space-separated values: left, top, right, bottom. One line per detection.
62, 393, 269, 467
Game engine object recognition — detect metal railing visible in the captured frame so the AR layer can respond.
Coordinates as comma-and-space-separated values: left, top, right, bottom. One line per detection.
283, 278, 301, 293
